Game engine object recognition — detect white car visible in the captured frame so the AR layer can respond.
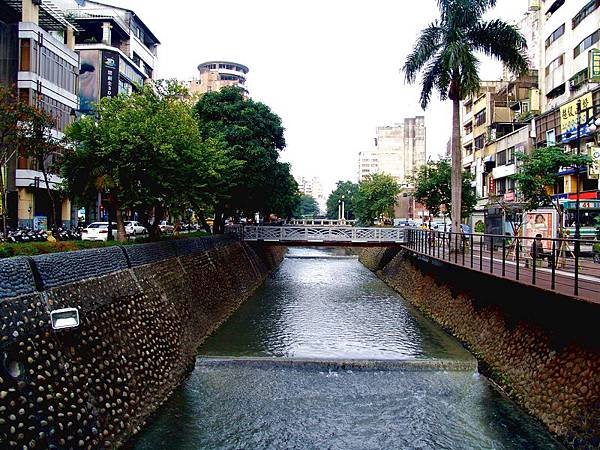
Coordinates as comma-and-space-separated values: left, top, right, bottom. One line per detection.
81, 222, 117, 241
124, 221, 148, 236
159, 221, 175, 234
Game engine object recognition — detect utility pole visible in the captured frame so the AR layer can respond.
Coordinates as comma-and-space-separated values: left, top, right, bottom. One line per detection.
575, 100, 581, 256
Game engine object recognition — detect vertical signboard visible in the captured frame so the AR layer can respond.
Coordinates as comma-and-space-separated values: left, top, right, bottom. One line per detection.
589, 48, 600, 83
589, 146, 600, 180
100, 50, 120, 98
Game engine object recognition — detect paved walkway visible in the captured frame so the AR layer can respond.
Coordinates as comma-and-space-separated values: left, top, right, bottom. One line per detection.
403, 244, 600, 305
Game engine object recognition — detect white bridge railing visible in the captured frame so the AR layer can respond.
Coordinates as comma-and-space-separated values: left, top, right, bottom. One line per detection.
239, 226, 406, 244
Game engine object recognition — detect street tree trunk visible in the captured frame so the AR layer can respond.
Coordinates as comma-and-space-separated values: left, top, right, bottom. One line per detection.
39, 163, 57, 230
115, 207, 126, 242
451, 98, 462, 249
0, 167, 7, 238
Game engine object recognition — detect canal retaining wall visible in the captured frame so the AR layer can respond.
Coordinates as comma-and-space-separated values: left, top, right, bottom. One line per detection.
360, 247, 599, 449
0, 237, 286, 449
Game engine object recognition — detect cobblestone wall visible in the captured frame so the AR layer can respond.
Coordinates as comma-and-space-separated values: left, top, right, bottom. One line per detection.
0, 237, 286, 449
360, 247, 600, 449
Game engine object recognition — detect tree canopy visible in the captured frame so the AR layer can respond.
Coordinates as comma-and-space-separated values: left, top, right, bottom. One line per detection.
326, 181, 359, 220
412, 159, 477, 220
294, 195, 319, 218
511, 146, 591, 218
194, 86, 297, 230
355, 173, 401, 225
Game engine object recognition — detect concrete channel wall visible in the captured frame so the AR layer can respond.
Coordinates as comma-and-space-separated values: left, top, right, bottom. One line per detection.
0, 237, 286, 449
360, 247, 600, 449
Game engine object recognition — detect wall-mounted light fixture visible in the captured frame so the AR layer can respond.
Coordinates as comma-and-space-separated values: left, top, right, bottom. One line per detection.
50, 308, 80, 330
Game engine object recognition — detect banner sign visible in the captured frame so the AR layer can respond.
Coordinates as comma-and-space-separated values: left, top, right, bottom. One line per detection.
560, 92, 593, 142
589, 146, 600, 179
590, 48, 600, 83
100, 50, 120, 98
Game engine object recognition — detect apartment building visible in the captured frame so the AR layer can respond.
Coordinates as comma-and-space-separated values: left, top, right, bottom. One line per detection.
533, 0, 600, 238
0, 0, 79, 229
188, 61, 249, 96
295, 176, 325, 212
66, 0, 160, 112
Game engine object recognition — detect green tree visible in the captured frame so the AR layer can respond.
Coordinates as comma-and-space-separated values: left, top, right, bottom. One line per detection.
412, 159, 477, 223
194, 86, 292, 232
20, 107, 66, 230
511, 146, 591, 235
0, 85, 34, 236
63, 80, 220, 241
294, 194, 319, 218
355, 173, 401, 225
326, 181, 359, 219
403, 0, 528, 239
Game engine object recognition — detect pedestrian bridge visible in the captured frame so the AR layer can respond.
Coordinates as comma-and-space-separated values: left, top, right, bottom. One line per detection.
237, 226, 406, 246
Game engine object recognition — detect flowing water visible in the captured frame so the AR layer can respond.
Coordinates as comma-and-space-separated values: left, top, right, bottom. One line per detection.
132, 248, 563, 450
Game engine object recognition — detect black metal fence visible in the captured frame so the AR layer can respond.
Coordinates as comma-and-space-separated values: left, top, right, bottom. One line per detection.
405, 228, 600, 302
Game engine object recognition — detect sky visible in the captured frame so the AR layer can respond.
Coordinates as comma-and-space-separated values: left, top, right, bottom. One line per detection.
105, 0, 525, 195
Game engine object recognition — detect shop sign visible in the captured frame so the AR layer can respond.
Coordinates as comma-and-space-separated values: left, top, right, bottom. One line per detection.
560, 92, 593, 142
562, 200, 600, 209
590, 49, 600, 83
504, 192, 515, 202
100, 50, 120, 98
589, 146, 600, 179
488, 176, 496, 195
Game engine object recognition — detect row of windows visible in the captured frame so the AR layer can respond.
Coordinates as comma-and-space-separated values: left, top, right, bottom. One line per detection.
574, 29, 600, 58
202, 63, 246, 73
474, 134, 485, 150
495, 177, 515, 195
31, 90, 72, 133
572, 0, 600, 29
496, 147, 515, 166
545, 23, 564, 48
20, 39, 78, 94
474, 109, 486, 127
545, 0, 599, 49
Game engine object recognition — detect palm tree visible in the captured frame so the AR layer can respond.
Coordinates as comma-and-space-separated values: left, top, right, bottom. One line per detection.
403, 0, 528, 239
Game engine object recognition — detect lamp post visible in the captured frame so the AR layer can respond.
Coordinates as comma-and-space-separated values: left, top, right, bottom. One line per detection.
575, 101, 581, 251
341, 195, 346, 224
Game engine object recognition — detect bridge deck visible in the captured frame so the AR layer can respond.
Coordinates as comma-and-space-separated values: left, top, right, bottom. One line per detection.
240, 226, 406, 246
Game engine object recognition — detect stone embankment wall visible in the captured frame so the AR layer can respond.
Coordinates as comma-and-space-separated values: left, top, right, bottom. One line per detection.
361, 247, 599, 449
0, 237, 285, 449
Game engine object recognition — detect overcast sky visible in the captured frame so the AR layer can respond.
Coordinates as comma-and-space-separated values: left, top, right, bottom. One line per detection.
106, 0, 524, 195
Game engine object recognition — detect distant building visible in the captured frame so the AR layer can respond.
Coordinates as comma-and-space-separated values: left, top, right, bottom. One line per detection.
357, 117, 426, 187
188, 61, 249, 96
295, 176, 325, 213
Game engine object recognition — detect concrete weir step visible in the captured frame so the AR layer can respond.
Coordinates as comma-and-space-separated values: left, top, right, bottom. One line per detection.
197, 356, 478, 372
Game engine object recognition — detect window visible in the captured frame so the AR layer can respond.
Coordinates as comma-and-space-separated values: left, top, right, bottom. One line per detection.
497, 147, 515, 166
37, 46, 77, 93
31, 90, 72, 132
521, 101, 530, 113
545, 54, 564, 76
464, 122, 473, 135
19, 39, 30, 71
545, 23, 565, 48
464, 143, 473, 155
465, 102, 472, 114
573, 29, 600, 58
546, 129, 556, 145
474, 109, 486, 126
572, 0, 600, 29
474, 134, 485, 150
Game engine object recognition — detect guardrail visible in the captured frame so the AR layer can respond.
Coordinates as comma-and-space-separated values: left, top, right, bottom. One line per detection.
230, 225, 406, 244
404, 228, 600, 303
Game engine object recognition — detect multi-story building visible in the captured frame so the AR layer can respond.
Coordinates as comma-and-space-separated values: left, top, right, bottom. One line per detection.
533, 0, 600, 239
188, 61, 249, 96
0, 0, 79, 229
66, 0, 160, 112
369, 117, 426, 187
461, 73, 540, 229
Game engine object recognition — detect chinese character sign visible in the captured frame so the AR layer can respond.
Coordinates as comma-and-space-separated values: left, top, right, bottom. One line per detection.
590, 48, 600, 83
589, 146, 600, 179
100, 51, 120, 98
560, 92, 593, 141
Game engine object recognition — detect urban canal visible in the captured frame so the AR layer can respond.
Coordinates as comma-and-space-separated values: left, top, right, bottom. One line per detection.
132, 248, 563, 449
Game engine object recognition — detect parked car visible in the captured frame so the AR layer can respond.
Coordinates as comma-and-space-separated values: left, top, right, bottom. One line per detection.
81, 222, 117, 241
124, 221, 148, 236
159, 221, 174, 234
